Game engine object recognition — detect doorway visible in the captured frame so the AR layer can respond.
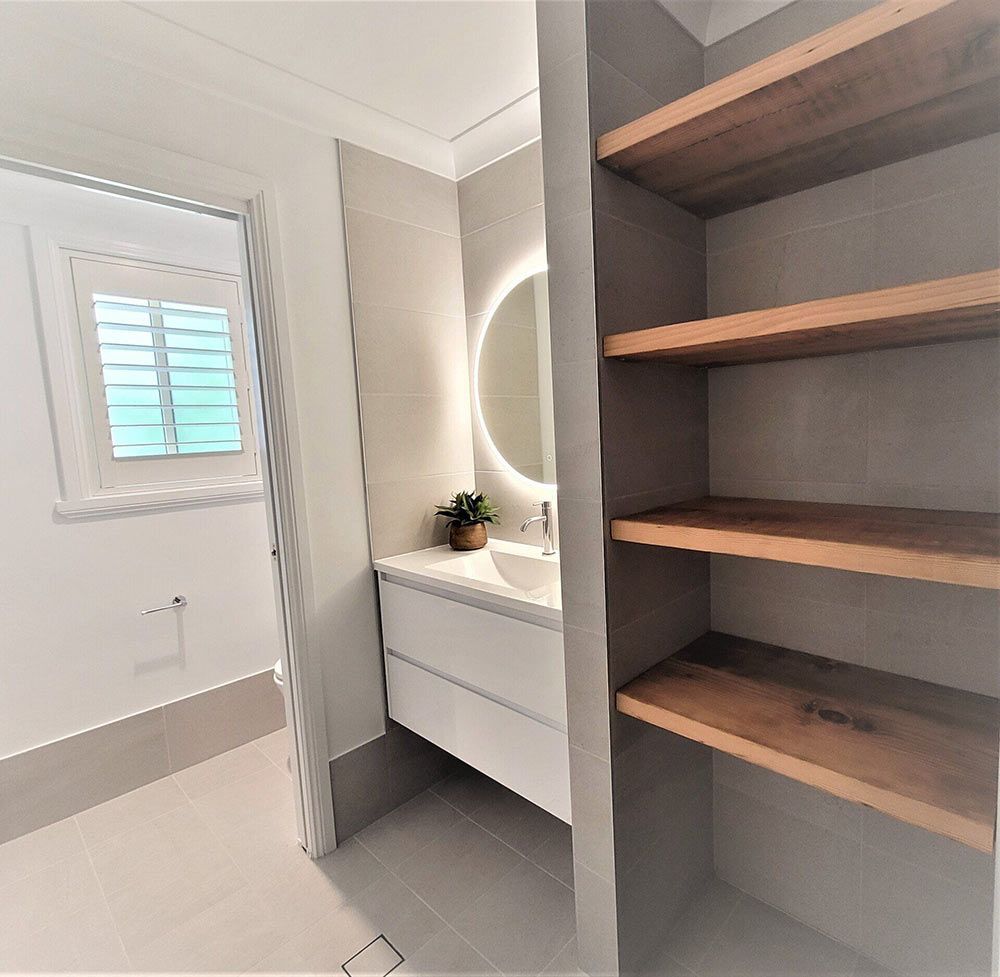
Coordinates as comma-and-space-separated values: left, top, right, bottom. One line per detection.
0, 160, 316, 852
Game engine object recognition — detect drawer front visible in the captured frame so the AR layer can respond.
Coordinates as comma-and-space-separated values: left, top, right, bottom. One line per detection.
379, 579, 566, 726
386, 654, 570, 822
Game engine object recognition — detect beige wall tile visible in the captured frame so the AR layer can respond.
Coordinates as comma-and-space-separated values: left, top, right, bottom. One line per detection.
367, 471, 475, 559
459, 141, 544, 236
353, 304, 471, 399
462, 204, 546, 317
341, 143, 459, 236
345, 208, 465, 316
360, 393, 475, 484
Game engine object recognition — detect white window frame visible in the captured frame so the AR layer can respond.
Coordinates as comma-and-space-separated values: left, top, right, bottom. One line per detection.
30, 230, 264, 516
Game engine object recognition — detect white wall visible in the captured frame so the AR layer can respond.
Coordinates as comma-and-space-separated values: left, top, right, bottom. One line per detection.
0, 170, 280, 758
0, 2, 386, 764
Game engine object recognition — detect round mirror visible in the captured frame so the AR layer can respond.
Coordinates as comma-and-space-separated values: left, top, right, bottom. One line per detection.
475, 271, 556, 486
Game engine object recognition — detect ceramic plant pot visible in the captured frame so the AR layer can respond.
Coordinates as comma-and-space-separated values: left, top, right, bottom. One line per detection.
449, 522, 488, 551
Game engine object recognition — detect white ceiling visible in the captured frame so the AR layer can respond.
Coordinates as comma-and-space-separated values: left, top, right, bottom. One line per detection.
136, 1, 539, 142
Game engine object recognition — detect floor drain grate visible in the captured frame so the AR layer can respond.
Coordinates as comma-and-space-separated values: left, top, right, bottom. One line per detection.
342, 934, 404, 977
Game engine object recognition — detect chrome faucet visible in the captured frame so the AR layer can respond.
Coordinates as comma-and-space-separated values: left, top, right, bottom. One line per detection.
520, 500, 556, 555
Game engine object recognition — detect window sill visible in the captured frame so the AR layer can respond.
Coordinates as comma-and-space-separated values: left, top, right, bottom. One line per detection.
55, 482, 265, 518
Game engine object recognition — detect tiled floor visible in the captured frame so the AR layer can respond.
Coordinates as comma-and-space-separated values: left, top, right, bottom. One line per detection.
0, 731, 893, 977
0, 732, 577, 976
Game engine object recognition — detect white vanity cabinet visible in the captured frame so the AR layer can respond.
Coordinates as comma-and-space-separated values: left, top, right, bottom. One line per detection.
374, 542, 570, 822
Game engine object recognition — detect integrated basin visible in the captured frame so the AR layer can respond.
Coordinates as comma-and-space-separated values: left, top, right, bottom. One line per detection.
373, 538, 561, 623
427, 547, 560, 597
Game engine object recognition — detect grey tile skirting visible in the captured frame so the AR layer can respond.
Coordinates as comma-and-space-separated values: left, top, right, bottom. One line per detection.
0, 669, 285, 843
329, 721, 459, 841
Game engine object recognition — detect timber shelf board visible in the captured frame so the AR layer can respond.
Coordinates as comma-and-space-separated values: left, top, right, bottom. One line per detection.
610, 496, 1000, 589
595, 0, 1000, 217
616, 632, 1000, 852
603, 271, 1000, 365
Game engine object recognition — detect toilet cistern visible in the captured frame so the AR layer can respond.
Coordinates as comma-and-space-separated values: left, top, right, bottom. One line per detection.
520, 500, 557, 556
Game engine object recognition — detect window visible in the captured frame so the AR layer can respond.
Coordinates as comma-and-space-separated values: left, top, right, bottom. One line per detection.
38, 243, 263, 515
93, 295, 244, 460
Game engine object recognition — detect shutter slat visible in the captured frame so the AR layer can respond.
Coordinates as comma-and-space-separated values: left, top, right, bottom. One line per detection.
94, 300, 227, 321
94, 293, 245, 460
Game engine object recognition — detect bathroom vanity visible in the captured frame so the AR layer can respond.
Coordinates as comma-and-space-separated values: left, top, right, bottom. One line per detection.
373, 539, 569, 822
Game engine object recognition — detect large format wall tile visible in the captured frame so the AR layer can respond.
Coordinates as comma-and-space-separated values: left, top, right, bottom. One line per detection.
345, 209, 465, 317
360, 394, 474, 484
353, 304, 471, 400
461, 204, 546, 318
340, 143, 459, 236
458, 140, 543, 236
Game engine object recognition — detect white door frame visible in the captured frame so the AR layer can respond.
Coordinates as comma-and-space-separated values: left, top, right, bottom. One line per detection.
0, 121, 338, 856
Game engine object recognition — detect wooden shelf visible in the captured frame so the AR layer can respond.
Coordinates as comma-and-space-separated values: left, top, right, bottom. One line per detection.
616, 632, 999, 852
603, 271, 1000, 365
595, 0, 1000, 217
610, 496, 1000, 589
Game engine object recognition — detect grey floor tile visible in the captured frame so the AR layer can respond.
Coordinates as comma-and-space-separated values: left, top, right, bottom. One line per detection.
357, 789, 463, 870
540, 938, 585, 976
394, 927, 500, 977
89, 802, 221, 896
0, 900, 130, 974
452, 859, 576, 976
395, 817, 523, 922
266, 872, 444, 974
128, 884, 286, 973
104, 840, 246, 955
190, 762, 292, 835
0, 816, 84, 887
699, 897, 859, 977
173, 741, 273, 799
430, 764, 500, 816
660, 876, 742, 971
249, 832, 390, 938
344, 935, 404, 977
75, 774, 188, 848
468, 783, 567, 860
528, 820, 574, 888
0, 851, 106, 946
255, 727, 291, 771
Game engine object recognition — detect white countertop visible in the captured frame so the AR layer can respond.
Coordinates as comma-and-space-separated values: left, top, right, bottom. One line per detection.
373, 537, 562, 624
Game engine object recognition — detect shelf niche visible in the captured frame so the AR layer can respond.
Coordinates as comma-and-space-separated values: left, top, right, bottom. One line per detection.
603, 270, 1000, 365
616, 632, 1000, 852
610, 496, 1000, 589
596, 0, 1000, 218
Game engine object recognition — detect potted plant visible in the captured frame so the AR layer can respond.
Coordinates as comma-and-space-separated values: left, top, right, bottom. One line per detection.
435, 490, 500, 551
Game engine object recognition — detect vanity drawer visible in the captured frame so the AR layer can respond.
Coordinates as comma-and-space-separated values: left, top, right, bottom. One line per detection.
379, 579, 566, 726
386, 653, 570, 822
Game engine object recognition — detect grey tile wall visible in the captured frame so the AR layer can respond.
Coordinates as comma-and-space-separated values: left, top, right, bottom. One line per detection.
0, 670, 284, 843
538, 1, 619, 972
457, 144, 557, 543
704, 11, 1000, 976
586, 2, 715, 973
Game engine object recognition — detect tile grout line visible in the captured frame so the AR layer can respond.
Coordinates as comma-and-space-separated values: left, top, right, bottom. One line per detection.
76, 818, 135, 973
429, 783, 575, 892
537, 933, 576, 976
361, 808, 538, 974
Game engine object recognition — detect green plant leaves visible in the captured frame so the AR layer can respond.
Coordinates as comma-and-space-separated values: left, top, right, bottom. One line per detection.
434, 490, 501, 526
